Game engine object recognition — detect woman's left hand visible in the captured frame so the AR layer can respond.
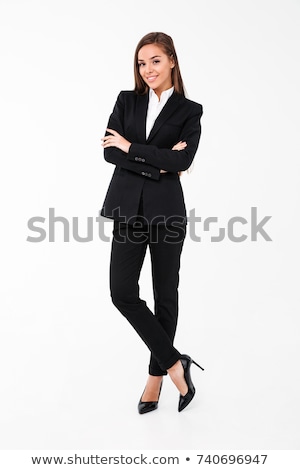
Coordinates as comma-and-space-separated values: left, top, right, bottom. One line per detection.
172, 141, 187, 151
101, 128, 131, 154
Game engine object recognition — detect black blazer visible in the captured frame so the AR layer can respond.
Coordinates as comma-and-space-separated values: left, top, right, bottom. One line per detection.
100, 90, 203, 225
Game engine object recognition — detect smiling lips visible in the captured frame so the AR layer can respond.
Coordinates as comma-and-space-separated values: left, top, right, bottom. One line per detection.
147, 76, 158, 82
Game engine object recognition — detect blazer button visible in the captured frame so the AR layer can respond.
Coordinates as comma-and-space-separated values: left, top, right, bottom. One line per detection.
148, 173, 152, 177
135, 156, 138, 161
141, 171, 146, 176
141, 158, 145, 162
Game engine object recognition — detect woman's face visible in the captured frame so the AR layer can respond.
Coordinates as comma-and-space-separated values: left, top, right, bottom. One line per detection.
137, 44, 174, 98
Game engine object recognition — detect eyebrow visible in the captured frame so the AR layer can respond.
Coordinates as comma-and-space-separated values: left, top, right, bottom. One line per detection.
138, 55, 162, 62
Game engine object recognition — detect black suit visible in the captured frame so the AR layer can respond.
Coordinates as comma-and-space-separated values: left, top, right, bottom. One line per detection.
101, 90, 203, 376
101, 90, 203, 224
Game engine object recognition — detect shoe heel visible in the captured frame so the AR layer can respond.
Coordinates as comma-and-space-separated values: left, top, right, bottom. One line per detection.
192, 359, 204, 371
178, 355, 204, 412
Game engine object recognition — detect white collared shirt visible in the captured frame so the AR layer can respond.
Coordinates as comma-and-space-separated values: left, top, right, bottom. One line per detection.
145, 86, 174, 139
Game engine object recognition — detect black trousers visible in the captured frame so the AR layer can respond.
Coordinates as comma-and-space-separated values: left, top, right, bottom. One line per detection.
110, 220, 186, 375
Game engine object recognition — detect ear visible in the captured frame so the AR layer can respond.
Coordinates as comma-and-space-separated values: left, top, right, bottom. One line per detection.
169, 54, 175, 68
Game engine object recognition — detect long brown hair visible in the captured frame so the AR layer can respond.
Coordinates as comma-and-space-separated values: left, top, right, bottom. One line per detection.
133, 32, 185, 96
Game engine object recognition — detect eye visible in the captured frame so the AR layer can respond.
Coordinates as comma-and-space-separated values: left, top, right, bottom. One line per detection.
138, 63, 145, 67
153, 60, 160, 64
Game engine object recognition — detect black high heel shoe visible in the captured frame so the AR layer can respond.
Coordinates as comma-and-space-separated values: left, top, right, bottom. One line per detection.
178, 354, 204, 412
138, 380, 163, 415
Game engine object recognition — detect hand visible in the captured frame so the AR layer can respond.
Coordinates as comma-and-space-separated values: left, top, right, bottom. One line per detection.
172, 141, 187, 151
101, 128, 131, 154
160, 141, 187, 174
160, 140, 187, 176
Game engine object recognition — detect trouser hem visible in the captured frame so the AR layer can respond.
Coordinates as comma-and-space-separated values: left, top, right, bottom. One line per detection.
159, 350, 181, 372
148, 368, 168, 376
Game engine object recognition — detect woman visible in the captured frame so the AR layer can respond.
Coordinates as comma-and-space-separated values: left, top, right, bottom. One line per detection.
101, 32, 204, 413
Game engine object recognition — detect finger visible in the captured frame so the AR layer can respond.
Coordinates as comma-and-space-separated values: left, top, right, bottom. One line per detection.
106, 128, 118, 136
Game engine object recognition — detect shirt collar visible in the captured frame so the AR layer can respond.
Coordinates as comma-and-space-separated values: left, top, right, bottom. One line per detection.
149, 86, 174, 103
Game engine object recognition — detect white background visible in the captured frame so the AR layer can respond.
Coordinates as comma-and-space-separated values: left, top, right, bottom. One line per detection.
0, 0, 299, 451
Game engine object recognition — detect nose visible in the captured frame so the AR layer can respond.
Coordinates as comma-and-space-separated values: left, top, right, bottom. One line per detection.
145, 62, 153, 74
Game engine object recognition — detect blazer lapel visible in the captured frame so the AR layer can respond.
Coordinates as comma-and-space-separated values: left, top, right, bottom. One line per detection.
135, 93, 149, 144
147, 92, 182, 143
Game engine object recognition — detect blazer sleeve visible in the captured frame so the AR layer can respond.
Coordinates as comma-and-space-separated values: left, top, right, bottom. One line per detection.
128, 104, 203, 173
103, 92, 160, 181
